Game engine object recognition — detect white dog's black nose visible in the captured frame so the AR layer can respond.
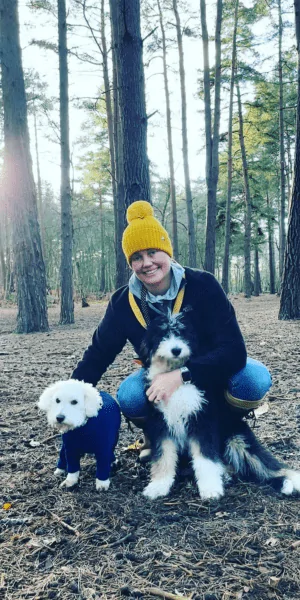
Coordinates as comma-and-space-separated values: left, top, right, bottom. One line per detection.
171, 347, 182, 357
56, 414, 65, 423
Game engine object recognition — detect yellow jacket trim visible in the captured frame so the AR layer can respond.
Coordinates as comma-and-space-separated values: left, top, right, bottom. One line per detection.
128, 283, 185, 329
224, 389, 265, 410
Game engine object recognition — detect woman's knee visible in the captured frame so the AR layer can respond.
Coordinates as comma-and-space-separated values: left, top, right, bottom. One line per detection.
226, 357, 272, 412
117, 369, 148, 418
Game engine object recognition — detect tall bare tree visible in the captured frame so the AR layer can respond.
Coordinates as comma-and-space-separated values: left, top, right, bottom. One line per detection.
279, 0, 300, 320
221, 0, 238, 293
172, 0, 196, 267
237, 81, 252, 299
0, 0, 48, 332
278, 0, 286, 278
200, 0, 223, 274
58, 0, 74, 324
157, 0, 179, 261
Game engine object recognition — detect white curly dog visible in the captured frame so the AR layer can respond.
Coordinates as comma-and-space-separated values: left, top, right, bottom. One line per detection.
38, 379, 121, 491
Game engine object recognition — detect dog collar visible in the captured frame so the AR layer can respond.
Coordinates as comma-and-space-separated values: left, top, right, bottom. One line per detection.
128, 275, 186, 329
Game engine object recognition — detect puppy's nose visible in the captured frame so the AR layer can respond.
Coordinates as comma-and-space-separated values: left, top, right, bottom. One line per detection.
56, 414, 65, 423
171, 347, 181, 357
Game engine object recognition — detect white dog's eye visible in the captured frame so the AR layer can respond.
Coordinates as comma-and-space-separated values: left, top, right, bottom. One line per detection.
56, 398, 61, 404
70, 400, 78, 405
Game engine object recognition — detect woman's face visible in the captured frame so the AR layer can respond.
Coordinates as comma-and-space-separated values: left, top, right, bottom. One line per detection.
130, 249, 172, 295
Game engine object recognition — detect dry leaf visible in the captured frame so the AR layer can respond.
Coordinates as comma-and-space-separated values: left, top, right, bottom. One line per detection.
124, 440, 142, 451
2, 503, 12, 511
269, 576, 280, 588
0, 573, 5, 589
265, 537, 278, 547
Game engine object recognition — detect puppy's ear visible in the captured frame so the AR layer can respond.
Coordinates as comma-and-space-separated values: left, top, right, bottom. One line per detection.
38, 382, 61, 411
139, 340, 150, 368
83, 383, 103, 418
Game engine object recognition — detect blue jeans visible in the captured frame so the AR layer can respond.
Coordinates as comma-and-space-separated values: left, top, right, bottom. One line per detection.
117, 358, 272, 419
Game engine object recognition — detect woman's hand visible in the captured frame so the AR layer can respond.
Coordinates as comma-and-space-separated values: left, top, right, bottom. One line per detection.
146, 370, 182, 404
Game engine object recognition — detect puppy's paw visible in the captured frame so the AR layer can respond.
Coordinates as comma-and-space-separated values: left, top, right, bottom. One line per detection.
54, 468, 65, 477
139, 448, 152, 463
281, 470, 300, 495
143, 477, 173, 500
198, 481, 224, 501
60, 471, 80, 488
96, 478, 110, 492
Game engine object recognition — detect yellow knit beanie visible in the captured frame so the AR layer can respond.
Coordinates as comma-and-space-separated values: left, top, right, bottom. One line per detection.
122, 200, 173, 264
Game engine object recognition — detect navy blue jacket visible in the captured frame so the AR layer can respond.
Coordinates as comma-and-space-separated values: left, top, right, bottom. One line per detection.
72, 269, 247, 395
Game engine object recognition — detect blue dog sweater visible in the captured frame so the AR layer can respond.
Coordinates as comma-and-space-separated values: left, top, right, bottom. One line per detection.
57, 392, 121, 481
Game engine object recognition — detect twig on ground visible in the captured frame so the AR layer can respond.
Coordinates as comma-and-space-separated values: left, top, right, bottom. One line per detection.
44, 508, 80, 537
144, 587, 191, 600
103, 531, 135, 548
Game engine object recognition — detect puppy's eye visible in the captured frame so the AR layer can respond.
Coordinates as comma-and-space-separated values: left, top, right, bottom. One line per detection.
70, 400, 78, 405
55, 398, 61, 404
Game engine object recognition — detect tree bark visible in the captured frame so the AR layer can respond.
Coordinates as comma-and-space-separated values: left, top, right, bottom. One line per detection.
173, 0, 196, 266
221, 0, 238, 293
111, 0, 151, 206
279, 0, 300, 319
157, 0, 179, 262
58, 0, 74, 324
0, 0, 48, 332
237, 82, 252, 299
200, 0, 223, 274
109, 0, 128, 287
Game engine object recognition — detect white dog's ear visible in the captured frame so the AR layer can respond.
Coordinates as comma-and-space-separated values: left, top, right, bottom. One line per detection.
83, 383, 103, 418
38, 382, 61, 412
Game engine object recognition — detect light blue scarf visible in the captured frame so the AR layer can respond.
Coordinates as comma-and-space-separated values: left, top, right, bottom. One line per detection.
129, 262, 185, 305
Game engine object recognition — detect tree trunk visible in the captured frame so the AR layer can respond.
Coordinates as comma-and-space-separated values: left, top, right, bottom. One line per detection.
278, 0, 286, 278
111, 0, 151, 206
0, 0, 48, 332
109, 0, 128, 287
157, 0, 179, 262
173, 0, 196, 266
200, 0, 223, 274
222, 0, 238, 293
101, 0, 117, 242
237, 82, 252, 299
58, 0, 74, 324
266, 192, 276, 294
279, 0, 300, 319
33, 106, 45, 260
253, 246, 260, 296
99, 191, 106, 292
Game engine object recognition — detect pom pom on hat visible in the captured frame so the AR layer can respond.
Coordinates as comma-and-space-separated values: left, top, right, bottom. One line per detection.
122, 200, 173, 264
127, 200, 154, 222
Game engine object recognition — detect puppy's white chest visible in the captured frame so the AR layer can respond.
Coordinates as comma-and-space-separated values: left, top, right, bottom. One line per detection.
157, 384, 205, 447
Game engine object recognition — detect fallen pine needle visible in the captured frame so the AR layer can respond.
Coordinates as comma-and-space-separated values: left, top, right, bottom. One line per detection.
103, 531, 135, 548
144, 587, 191, 600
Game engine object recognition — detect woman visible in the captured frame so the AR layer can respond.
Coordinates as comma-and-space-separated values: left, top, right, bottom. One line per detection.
72, 201, 271, 457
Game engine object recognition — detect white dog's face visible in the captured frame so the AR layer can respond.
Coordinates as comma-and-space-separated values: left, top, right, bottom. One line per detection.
38, 380, 102, 431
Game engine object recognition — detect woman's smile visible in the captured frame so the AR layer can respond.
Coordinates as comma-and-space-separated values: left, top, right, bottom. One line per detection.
130, 249, 172, 294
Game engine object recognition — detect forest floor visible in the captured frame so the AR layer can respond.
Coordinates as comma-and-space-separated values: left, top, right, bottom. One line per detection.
1, 295, 300, 600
